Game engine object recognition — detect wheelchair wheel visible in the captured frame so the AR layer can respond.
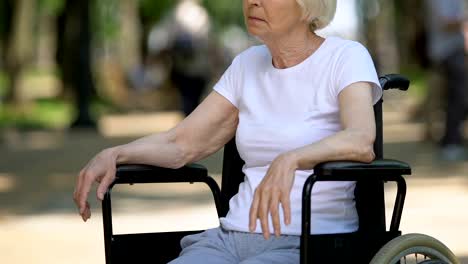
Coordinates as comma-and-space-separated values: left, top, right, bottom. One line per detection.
369, 233, 459, 264
419, 261, 450, 264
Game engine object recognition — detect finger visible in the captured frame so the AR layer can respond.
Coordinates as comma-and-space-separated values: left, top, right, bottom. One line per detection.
258, 190, 271, 240
249, 190, 260, 232
76, 171, 94, 215
81, 201, 91, 222
270, 193, 281, 237
281, 192, 291, 225
73, 169, 86, 209
96, 165, 116, 201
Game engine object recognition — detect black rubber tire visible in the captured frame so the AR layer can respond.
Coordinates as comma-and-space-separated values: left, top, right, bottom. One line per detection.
369, 233, 459, 264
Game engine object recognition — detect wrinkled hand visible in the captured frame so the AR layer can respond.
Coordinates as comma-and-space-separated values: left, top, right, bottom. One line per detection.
249, 152, 298, 240
73, 147, 119, 222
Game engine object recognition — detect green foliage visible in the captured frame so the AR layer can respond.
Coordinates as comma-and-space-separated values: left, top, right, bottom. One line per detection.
137, 0, 244, 30
139, 0, 175, 24
38, 0, 65, 15
0, 71, 8, 97
0, 96, 119, 130
0, 100, 73, 130
202, 0, 244, 30
93, 0, 121, 42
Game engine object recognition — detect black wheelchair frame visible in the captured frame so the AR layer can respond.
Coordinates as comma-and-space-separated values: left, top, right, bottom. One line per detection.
101, 74, 458, 263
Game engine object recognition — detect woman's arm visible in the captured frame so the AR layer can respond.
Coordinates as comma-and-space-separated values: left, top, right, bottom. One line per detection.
74, 91, 238, 221
292, 81, 376, 168
116, 91, 239, 167
249, 82, 376, 239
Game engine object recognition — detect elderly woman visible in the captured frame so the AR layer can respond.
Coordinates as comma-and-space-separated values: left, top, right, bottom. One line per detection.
74, 0, 381, 263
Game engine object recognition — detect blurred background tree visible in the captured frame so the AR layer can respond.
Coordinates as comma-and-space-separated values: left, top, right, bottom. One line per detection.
1, 0, 36, 105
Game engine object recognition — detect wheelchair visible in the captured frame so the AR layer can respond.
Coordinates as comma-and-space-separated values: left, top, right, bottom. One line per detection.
101, 74, 459, 263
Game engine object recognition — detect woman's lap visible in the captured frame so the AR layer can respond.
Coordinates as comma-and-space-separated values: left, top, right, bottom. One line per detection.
168, 227, 300, 264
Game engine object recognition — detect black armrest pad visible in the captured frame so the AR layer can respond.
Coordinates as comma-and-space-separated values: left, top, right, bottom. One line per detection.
107, 163, 224, 217
314, 159, 411, 178
114, 163, 208, 184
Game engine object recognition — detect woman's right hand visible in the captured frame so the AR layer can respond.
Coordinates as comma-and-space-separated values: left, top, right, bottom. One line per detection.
73, 147, 120, 222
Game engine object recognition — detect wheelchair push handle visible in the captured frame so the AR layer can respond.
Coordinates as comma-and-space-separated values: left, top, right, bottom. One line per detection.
379, 74, 410, 91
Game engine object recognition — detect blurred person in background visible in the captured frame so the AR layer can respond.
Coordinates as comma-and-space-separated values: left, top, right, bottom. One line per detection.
146, 0, 218, 116
424, 0, 467, 161
316, 0, 360, 41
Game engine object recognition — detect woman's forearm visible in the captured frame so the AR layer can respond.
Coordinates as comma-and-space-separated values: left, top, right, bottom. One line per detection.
290, 128, 375, 170
114, 130, 188, 169
108, 92, 238, 170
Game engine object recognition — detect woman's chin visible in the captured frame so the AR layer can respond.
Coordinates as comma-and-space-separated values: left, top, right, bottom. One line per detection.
246, 27, 265, 41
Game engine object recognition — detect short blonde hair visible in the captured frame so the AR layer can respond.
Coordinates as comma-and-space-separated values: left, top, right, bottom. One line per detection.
296, 0, 337, 31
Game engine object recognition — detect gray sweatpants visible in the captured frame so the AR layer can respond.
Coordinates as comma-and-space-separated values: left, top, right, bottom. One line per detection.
168, 227, 300, 264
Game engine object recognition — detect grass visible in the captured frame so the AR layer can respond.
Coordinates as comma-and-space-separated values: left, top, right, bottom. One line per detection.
0, 71, 8, 98
0, 66, 117, 130
0, 97, 117, 130
0, 99, 73, 130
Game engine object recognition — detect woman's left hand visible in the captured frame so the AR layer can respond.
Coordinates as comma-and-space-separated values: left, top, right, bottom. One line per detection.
249, 152, 298, 240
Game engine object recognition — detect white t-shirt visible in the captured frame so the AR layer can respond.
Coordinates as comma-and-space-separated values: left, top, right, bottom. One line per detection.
213, 36, 382, 235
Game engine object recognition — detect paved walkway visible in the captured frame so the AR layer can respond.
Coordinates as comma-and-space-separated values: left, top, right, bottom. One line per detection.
0, 109, 467, 263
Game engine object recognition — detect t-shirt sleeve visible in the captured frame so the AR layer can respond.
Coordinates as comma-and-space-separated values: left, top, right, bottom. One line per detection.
334, 42, 382, 105
213, 55, 241, 108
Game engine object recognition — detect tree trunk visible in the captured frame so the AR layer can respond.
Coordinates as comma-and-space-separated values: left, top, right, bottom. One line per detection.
36, 11, 56, 70
362, 0, 400, 74
4, 0, 36, 104
118, 0, 142, 73
374, 0, 399, 74
394, 0, 426, 67
57, 0, 96, 128
0, 0, 11, 70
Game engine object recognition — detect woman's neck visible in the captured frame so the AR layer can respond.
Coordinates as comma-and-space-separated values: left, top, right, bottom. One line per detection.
264, 30, 324, 69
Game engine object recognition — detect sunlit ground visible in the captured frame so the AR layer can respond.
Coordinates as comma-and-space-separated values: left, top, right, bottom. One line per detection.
1, 107, 468, 263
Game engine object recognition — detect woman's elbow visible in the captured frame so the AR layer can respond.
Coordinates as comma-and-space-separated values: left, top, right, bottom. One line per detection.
358, 132, 376, 163
168, 154, 188, 169
346, 129, 375, 163
359, 145, 376, 163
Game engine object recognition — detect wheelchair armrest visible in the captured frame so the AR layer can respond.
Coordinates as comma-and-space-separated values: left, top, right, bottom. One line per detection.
110, 163, 222, 214
113, 163, 210, 185
104, 163, 223, 221
102, 163, 224, 261
301, 158, 410, 251
314, 159, 411, 180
